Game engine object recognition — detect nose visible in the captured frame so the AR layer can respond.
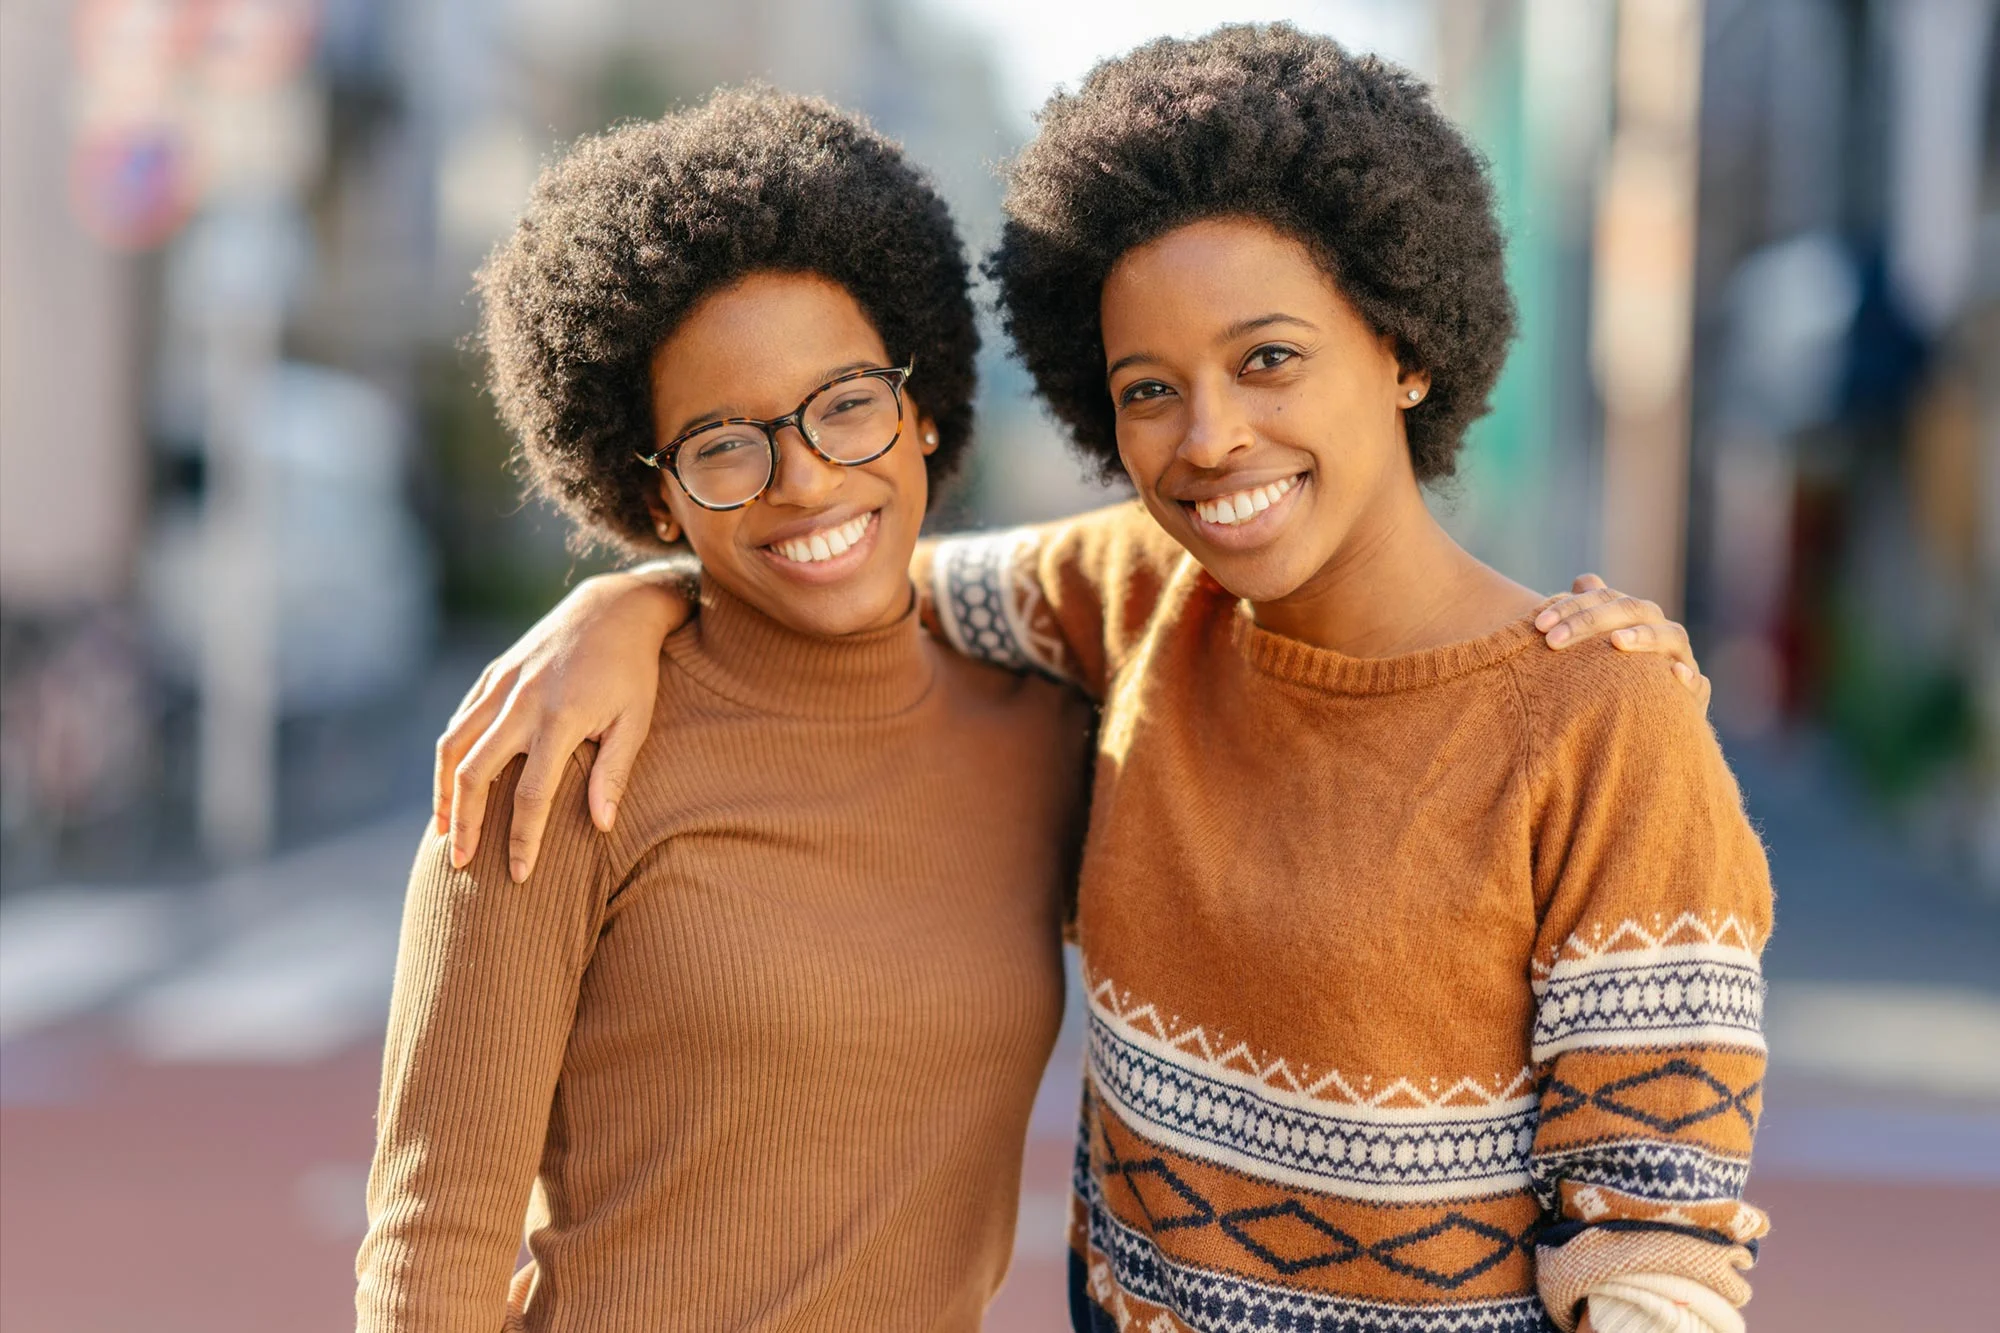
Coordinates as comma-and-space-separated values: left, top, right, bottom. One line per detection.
1176, 380, 1257, 470
763, 422, 844, 508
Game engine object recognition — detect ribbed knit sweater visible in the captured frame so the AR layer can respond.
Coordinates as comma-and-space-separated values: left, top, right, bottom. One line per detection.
930, 505, 1773, 1333
356, 581, 1093, 1332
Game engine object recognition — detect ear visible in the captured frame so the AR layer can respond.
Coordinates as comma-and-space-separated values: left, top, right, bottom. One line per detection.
1396, 368, 1432, 409
643, 477, 683, 546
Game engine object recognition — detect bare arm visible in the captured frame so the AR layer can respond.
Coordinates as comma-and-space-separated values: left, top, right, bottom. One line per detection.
437, 549, 1706, 881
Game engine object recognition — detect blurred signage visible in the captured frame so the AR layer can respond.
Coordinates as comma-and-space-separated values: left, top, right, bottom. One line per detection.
68, 0, 318, 249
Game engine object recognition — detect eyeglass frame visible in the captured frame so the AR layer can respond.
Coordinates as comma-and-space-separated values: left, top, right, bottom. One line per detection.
634, 363, 916, 512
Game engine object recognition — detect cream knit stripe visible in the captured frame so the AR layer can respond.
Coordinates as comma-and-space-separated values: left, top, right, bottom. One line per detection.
1585, 1275, 1745, 1333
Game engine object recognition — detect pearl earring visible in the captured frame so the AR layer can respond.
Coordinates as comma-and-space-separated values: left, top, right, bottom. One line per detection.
1406, 389, 1422, 402
924, 430, 938, 445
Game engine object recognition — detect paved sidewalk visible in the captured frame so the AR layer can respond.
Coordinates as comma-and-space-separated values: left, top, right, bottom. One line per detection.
1, 737, 1994, 1331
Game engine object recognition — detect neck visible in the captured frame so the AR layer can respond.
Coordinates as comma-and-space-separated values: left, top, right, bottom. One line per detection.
1249, 485, 1536, 657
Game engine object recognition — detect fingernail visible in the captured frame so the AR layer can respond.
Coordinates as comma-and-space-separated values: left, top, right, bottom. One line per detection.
1547, 624, 1571, 646
602, 799, 617, 827
1534, 610, 1558, 630
1674, 662, 1692, 681
511, 859, 529, 883
450, 845, 468, 869
1614, 629, 1635, 647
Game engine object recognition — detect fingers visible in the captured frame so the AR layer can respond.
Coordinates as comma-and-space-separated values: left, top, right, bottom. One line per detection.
506, 738, 570, 884
587, 699, 654, 833
449, 717, 532, 871
1535, 585, 1626, 644
434, 678, 507, 835
1549, 593, 1714, 703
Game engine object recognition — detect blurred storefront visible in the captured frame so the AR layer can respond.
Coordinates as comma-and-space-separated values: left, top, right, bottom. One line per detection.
0, 0, 1035, 890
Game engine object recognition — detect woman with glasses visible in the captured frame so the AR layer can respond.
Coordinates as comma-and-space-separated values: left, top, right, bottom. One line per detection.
356, 87, 1096, 1329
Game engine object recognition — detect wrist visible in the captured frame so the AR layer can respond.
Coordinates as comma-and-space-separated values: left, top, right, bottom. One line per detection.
573, 568, 690, 634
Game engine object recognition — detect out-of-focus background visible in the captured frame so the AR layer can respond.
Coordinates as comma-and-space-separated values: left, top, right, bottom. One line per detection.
1, 0, 1995, 1329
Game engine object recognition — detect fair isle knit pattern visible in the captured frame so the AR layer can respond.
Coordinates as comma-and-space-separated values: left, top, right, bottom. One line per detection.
933, 505, 1773, 1333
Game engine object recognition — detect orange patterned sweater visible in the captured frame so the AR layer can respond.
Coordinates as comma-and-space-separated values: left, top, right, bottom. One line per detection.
931, 504, 1772, 1333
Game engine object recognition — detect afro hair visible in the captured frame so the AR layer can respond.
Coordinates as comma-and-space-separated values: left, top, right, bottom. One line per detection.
479, 87, 979, 552
989, 23, 1516, 483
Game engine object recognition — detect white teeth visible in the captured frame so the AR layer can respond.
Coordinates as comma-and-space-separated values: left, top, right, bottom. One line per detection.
773, 513, 872, 564
1193, 476, 1296, 526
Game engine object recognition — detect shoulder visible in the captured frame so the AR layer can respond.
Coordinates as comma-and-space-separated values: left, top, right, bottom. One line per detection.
1041, 499, 1190, 578
1504, 636, 1727, 784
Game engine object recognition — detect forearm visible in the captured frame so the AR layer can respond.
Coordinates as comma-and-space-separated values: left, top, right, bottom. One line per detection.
622, 551, 702, 603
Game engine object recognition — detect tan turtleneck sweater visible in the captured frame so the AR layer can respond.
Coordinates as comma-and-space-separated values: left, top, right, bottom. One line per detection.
356, 581, 1093, 1332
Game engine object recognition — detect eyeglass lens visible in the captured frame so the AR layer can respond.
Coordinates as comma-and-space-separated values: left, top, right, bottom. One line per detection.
675, 373, 901, 508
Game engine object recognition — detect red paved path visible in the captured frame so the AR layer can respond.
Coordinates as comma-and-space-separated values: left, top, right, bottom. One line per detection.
2, 1033, 1990, 1331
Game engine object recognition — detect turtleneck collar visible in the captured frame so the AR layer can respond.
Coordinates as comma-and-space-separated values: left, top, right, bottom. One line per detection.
665, 577, 937, 719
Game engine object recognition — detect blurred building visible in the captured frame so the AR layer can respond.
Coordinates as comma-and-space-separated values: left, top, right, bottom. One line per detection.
1, 0, 1994, 894
0, 0, 1043, 890
1684, 0, 1999, 889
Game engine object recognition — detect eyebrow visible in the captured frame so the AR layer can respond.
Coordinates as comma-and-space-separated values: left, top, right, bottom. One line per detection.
1104, 314, 1321, 381
670, 360, 881, 437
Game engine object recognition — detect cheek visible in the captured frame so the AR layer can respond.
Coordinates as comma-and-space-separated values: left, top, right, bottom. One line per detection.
881, 438, 931, 515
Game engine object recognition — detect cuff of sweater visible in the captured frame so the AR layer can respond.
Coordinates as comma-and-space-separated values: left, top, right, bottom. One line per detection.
1539, 1228, 1753, 1333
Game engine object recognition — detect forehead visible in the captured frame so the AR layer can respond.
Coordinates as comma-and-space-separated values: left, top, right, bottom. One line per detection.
649, 272, 888, 412
1099, 217, 1352, 345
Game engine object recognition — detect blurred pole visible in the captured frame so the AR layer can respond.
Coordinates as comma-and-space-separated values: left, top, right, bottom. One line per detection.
184, 2, 320, 865
1590, 0, 1704, 614
194, 221, 285, 864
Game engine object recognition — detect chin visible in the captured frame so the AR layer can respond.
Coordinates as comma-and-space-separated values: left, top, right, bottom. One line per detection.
765, 577, 909, 638
1198, 558, 1311, 607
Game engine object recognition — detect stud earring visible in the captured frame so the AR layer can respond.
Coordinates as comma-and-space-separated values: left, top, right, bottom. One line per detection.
924, 429, 938, 445
1406, 389, 1422, 402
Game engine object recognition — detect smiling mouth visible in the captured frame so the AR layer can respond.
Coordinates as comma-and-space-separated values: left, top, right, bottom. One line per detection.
1188, 475, 1300, 527
766, 511, 875, 565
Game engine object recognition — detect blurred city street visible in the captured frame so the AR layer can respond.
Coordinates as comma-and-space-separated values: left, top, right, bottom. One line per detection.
3, 0, 1996, 1329
3, 732, 1997, 1332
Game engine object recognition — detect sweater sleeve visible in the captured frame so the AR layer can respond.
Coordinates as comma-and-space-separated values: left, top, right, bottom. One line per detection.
1514, 645, 1773, 1333
926, 501, 1188, 700
356, 749, 611, 1333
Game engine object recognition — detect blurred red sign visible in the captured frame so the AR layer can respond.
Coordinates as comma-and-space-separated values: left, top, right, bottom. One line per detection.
68, 0, 318, 249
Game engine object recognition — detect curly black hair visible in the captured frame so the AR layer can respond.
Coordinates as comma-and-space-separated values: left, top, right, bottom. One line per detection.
989, 24, 1515, 483
479, 87, 979, 552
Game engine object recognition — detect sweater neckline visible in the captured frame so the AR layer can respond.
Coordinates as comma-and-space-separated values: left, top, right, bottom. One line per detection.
1226, 594, 1557, 695
666, 578, 936, 719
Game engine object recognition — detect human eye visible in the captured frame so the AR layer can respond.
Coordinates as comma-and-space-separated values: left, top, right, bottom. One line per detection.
1117, 379, 1174, 409
1241, 343, 1300, 375
692, 429, 760, 463
822, 391, 875, 417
